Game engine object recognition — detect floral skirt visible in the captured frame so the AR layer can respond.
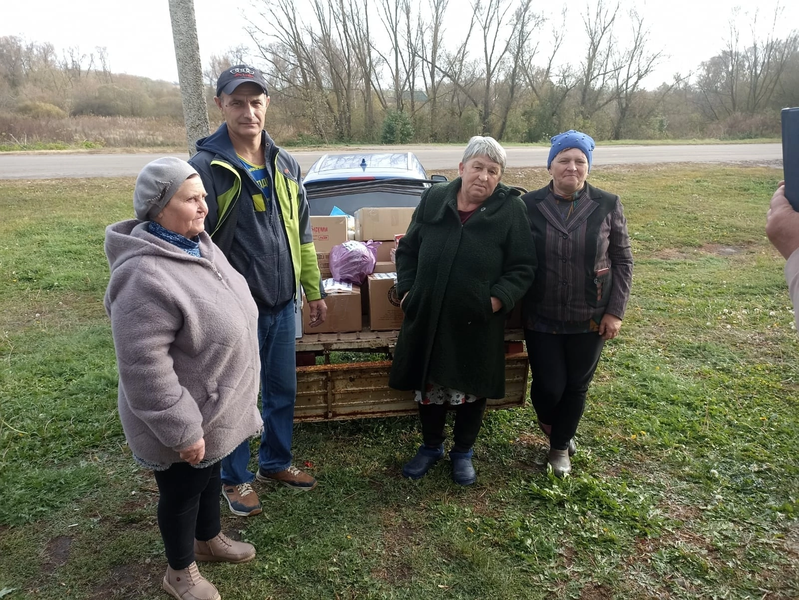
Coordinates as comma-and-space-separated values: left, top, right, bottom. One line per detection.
414, 382, 481, 406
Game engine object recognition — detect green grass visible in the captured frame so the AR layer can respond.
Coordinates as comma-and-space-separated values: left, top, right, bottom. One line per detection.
1, 166, 798, 599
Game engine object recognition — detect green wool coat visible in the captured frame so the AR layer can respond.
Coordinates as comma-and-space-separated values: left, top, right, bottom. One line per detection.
388, 178, 536, 399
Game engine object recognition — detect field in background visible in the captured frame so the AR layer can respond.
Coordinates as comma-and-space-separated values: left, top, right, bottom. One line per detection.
0, 165, 797, 599
0, 112, 782, 153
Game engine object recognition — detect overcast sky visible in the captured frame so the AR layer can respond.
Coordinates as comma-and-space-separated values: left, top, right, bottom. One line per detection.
2, 0, 797, 89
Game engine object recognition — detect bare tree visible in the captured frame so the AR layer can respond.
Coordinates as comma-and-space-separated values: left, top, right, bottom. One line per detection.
0, 36, 26, 90
518, 10, 576, 141
578, 0, 620, 120
345, 0, 382, 138
418, 0, 449, 141
377, 0, 406, 111
495, 0, 543, 139
249, 0, 353, 140
95, 46, 113, 84
743, 8, 798, 113
610, 10, 663, 139
696, 5, 799, 121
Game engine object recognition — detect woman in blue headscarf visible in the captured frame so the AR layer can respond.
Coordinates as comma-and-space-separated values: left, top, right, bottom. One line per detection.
521, 130, 633, 477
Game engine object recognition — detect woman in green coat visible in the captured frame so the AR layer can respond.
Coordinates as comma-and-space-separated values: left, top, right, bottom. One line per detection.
389, 136, 536, 485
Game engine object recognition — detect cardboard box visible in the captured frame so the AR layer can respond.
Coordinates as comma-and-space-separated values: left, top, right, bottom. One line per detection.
373, 261, 395, 273
311, 216, 350, 253
303, 283, 361, 334
316, 252, 331, 278
374, 241, 394, 262
367, 273, 404, 331
355, 207, 414, 241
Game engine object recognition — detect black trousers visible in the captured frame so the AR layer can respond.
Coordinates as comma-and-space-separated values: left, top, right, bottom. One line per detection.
525, 330, 605, 451
152, 461, 222, 570
419, 398, 487, 453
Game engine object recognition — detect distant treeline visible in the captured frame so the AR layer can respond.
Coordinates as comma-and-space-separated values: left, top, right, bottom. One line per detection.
1, 0, 797, 149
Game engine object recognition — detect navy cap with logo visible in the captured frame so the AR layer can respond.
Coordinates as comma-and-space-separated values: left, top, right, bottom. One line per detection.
216, 64, 269, 97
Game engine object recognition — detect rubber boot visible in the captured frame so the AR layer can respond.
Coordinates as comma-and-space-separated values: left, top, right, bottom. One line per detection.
547, 448, 572, 478
449, 448, 476, 486
402, 445, 444, 479
538, 420, 577, 456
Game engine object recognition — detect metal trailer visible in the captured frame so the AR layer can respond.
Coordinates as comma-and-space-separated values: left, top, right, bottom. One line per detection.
294, 327, 528, 421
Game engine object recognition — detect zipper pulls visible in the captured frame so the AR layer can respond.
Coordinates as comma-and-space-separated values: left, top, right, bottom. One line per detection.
209, 263, 224, 281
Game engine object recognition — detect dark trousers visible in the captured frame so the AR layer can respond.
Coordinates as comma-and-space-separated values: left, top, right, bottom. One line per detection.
419, 398, 487, 453
153, 461, 222, 570
524, 330, 605, 451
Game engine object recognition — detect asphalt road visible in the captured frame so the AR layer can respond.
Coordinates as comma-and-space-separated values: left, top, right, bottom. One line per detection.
0, 143, 782, 179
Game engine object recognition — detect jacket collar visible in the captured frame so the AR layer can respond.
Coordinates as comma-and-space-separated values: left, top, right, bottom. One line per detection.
195, 123, 274, 165
426, 178, 519, 223
533, 182, 600, 234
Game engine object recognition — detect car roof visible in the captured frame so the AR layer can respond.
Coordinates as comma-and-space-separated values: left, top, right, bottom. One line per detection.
303, 152, 428, 184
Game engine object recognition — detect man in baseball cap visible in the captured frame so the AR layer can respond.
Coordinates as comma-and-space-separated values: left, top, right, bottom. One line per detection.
189, 65, 327, 517
215, 64, 269, 97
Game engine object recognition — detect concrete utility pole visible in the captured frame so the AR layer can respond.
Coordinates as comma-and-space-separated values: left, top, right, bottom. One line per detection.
168, 0, 210, 156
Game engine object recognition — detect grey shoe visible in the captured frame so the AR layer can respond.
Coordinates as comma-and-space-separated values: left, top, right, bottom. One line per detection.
547, 448, 571, 478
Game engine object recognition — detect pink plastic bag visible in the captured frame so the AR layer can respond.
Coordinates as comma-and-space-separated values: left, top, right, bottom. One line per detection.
329, 240, 378, 284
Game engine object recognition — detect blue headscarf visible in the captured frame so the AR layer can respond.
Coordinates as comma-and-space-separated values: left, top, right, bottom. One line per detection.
547, 130, 596, 171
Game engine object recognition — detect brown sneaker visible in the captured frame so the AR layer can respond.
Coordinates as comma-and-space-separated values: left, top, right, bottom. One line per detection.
163, 562, 220, 600
221, 482, 262, 517
256, 465, 317, 491
195, 532, 256, 564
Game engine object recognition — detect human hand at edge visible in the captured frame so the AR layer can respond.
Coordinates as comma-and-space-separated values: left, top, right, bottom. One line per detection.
490, 296, 503, 313
307, 299, 328, 327
179, 438, 205, 465
598, 314, 622, 340
766, 181, 799, 260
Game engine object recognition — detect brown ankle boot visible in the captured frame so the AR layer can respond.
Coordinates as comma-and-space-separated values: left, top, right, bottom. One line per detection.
162, 562, 220, 600
547, 448, 572, 478
195, 532, 256, 563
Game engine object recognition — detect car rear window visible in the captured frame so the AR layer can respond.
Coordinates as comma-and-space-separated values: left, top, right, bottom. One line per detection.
304, 179, 429, 216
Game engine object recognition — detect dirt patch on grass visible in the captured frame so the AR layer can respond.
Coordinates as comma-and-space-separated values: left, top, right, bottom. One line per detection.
753, 521, 799, 598
653, 243, 761, 261
42, 535, 72, 573
579, 583, 614, 599
373, 512, 418, 584
700, 243, 750, 256
87, 561, 163, 600
509, 432, 548, 474
653, 248, 695, 261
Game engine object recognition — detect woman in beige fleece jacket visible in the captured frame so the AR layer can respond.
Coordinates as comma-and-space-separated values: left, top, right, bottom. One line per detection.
104, 158, 262, 600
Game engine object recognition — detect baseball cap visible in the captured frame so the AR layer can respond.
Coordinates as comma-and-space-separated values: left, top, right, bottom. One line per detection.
216, 64, 269, 97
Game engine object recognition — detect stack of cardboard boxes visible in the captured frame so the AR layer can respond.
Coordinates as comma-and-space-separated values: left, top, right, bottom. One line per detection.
304, 207, 414, 335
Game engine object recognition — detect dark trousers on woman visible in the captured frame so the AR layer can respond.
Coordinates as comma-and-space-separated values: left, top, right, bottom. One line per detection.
524, 330, 605, 451
152, 461, 222, 570
419, 398, 487, 453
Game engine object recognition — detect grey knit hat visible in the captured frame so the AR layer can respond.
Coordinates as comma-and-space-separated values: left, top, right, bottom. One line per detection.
133, 157, 198, 220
